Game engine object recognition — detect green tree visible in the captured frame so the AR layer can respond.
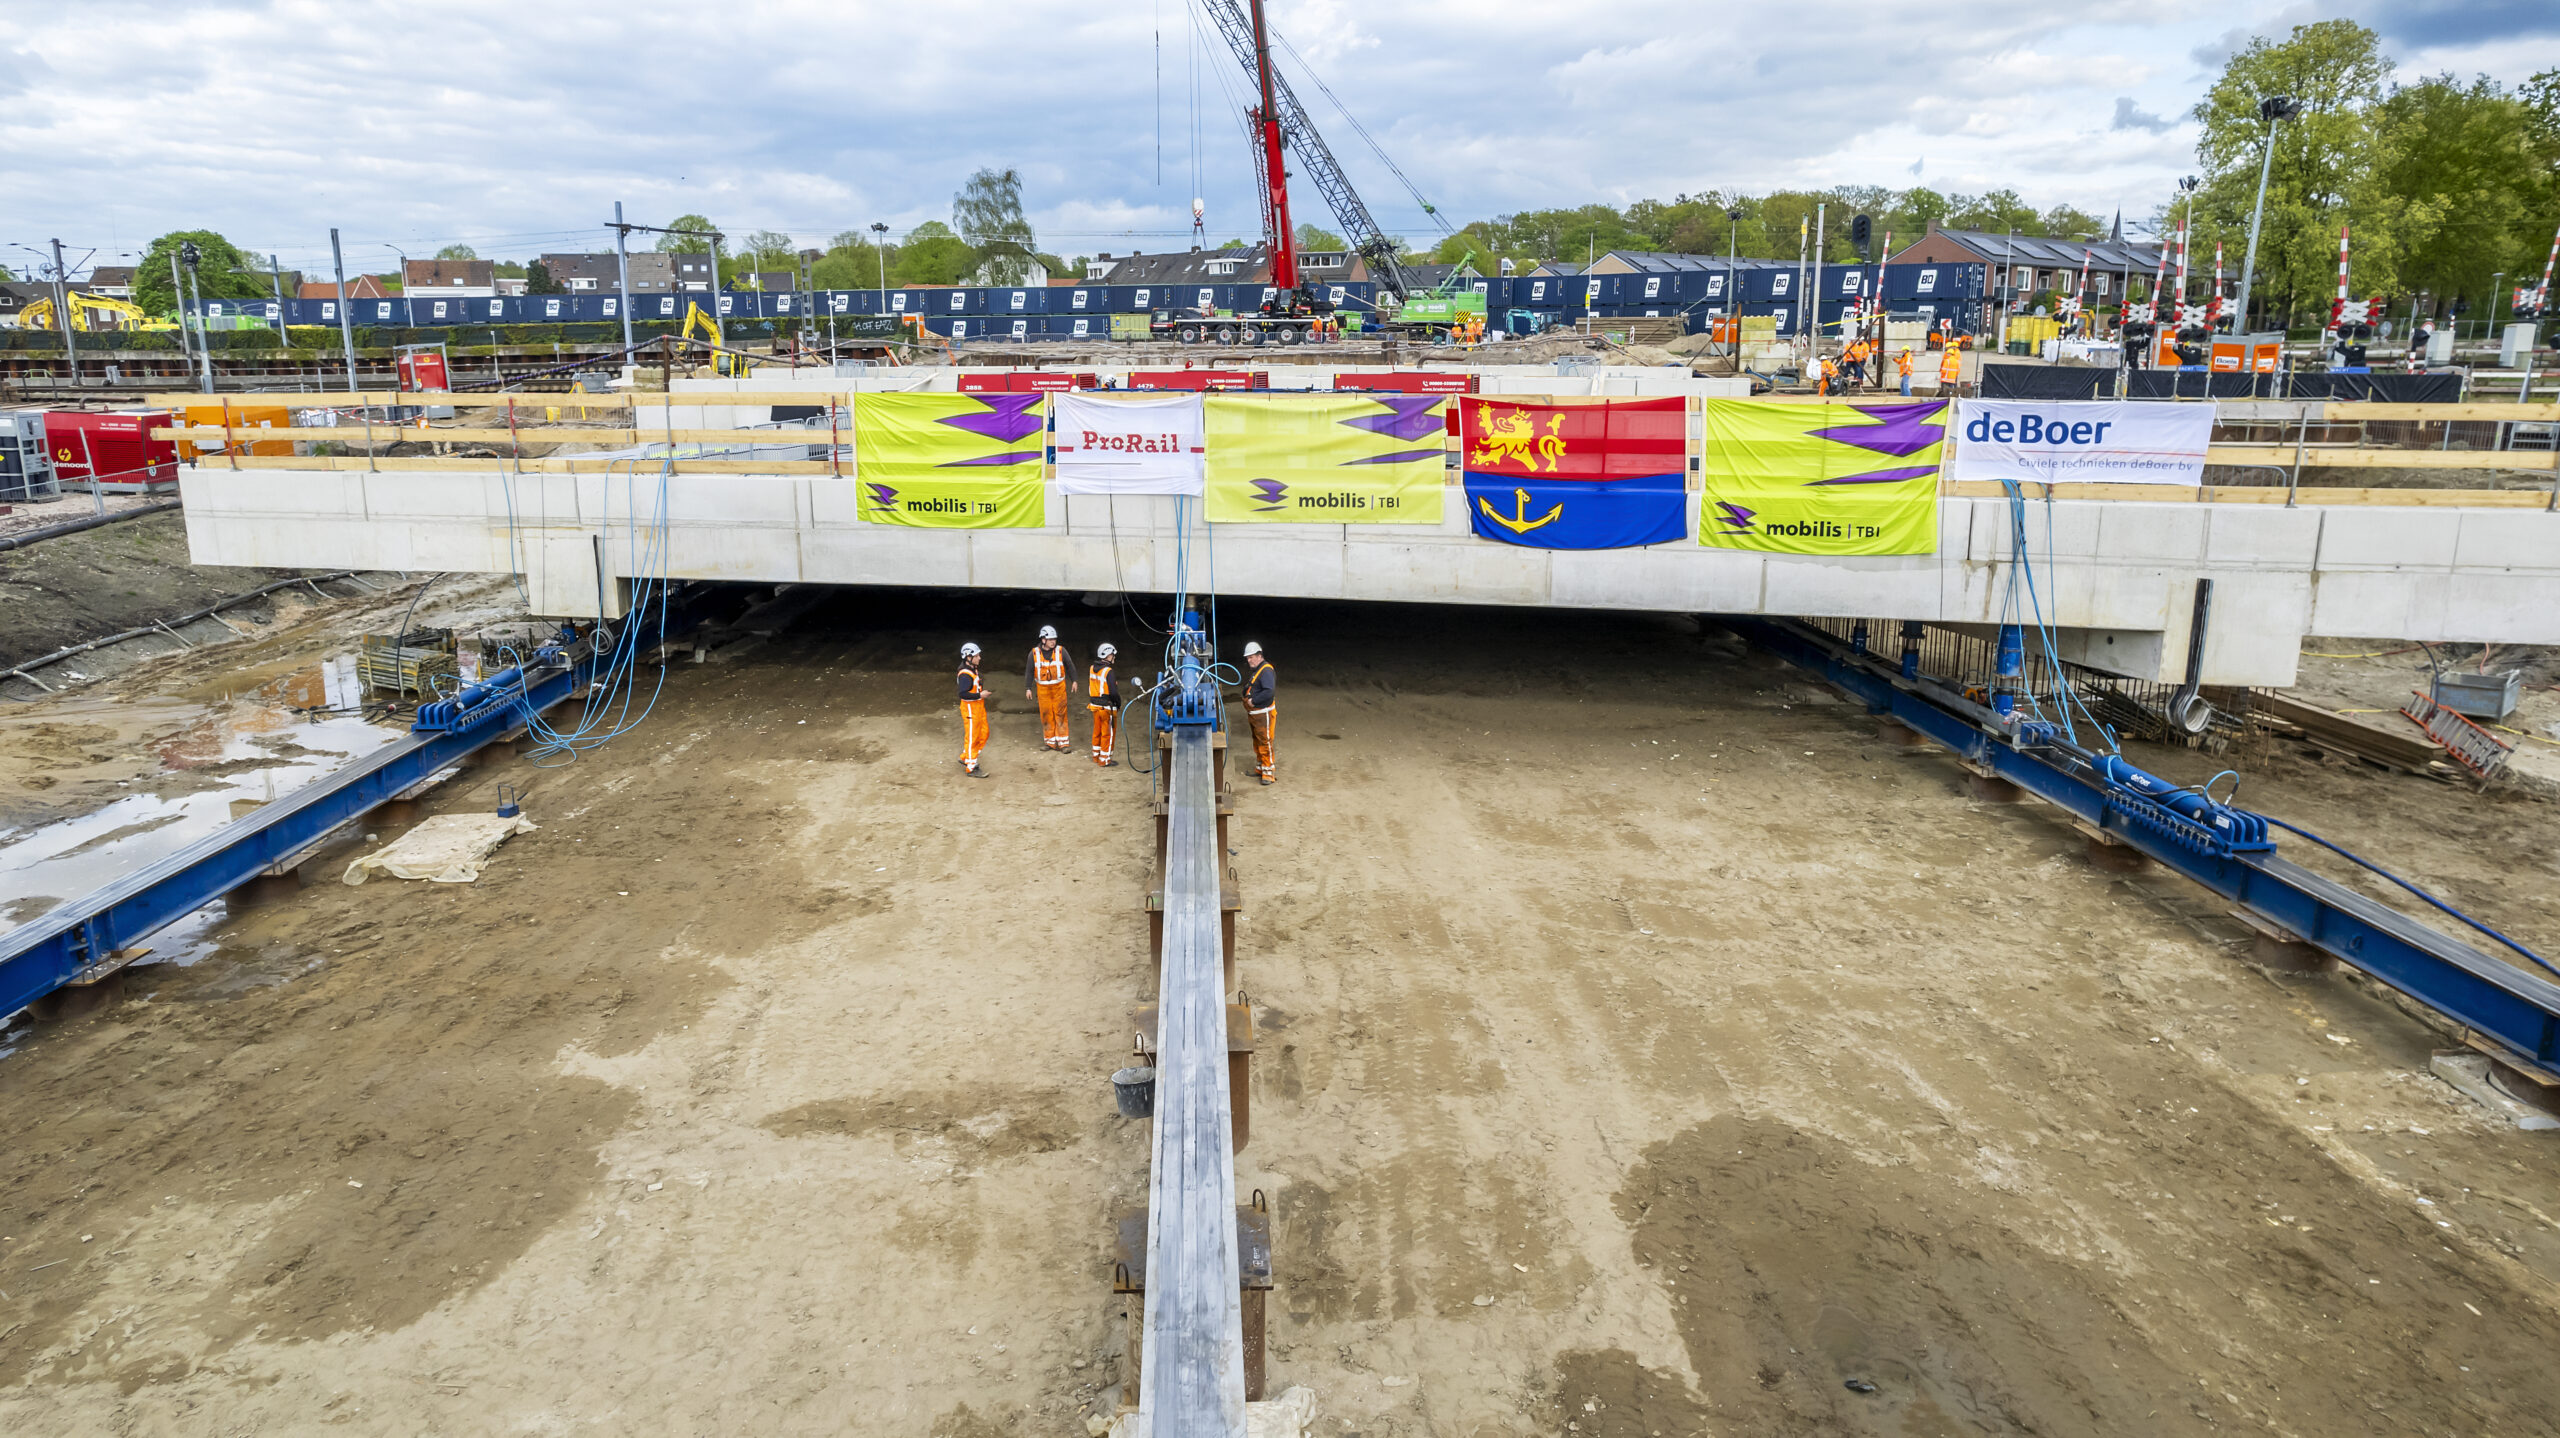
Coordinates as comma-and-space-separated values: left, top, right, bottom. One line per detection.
2373, 74, 2541, 319
953, 168, 1036, 283
526, 260, 563, 295
893, 221, 978, 286
131, 230, 265, 315
435, 243, 478, 261
738, 229, 799, 279
1944, 189, 2042, 234
653, 215, 720, 253
1294, 222, 1347, 251
2191, 19, 2399, 331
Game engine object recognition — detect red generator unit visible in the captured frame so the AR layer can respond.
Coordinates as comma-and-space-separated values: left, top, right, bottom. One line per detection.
46, 410, 180, 494
396, 348, 452, 392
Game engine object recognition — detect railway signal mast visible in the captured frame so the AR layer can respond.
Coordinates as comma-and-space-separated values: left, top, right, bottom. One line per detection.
2326, 225, 2384, 371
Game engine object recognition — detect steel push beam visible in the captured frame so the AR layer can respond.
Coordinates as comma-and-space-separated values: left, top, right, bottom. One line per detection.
0, 620, 673, 1020
1138, 724, 1250, 1436
1729, 617, 2560, 1081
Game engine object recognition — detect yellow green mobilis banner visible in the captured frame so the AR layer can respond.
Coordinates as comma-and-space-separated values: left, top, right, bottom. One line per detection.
854, 393, 1049, 528
1698, 399, 1945, 555
1202, 394, 1447, 524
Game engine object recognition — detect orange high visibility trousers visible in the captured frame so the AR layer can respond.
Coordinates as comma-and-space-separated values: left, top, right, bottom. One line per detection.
1090, 704, 1117, 764
960, 699, 989, 771
1037, 683, 1072, 750
1247, 706, 1276, 782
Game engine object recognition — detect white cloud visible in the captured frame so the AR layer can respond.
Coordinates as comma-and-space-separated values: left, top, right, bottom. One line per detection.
2, 0, 2547, 276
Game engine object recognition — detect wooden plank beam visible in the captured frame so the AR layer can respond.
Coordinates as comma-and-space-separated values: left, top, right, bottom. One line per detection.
178, 455, 842, 474
1938, 480, 2554, 507
142, 390, 857, 408
2322, 402, 2560, 421
151, 426, 834, 445
2208, 445, 2558, 471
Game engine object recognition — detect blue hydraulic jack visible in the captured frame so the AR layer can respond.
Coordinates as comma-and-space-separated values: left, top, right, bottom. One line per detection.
1154, 611, 1224, 732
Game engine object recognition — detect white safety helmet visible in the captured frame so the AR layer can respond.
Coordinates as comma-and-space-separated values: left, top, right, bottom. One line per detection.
960, 642, 981, 658
1243, 641, 1263, 657
1038, 624, 1058, 640
1097, 642, 1117, 659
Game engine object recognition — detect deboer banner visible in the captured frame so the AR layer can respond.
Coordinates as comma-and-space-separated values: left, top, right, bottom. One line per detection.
853, 393, 1048, 527
1458, 396, 1688, 549
1052, 391, 1204, 496
1698, 399, 1945, 556
1202, 394, 1447, 524
1946, 400, 2216, 486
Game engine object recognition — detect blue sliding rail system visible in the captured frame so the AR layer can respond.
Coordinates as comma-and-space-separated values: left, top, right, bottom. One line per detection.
1730, 617, 2560, 1083
0, 607, 700, 1020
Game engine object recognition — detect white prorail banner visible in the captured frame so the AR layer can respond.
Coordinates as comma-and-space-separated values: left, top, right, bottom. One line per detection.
1949, 400, 2217, 486
1053, 391, 1206, 496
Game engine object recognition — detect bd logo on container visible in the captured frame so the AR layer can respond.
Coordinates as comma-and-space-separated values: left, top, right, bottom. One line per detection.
1963, 413, 2117, 446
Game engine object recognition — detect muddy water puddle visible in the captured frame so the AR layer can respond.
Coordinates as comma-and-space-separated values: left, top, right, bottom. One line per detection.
1, 655, 403, 939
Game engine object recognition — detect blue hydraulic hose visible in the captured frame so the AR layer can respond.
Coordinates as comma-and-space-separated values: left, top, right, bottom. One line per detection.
2260, 815, 2560, 980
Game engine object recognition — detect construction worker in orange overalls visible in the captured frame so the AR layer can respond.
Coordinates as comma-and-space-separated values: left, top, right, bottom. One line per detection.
1025, 625, 1077, 753
1087, 642, 1124, 766
1897, 347, 1915, 398
957, 643, 991, 778
1937, 339, 1964, 395
1845, 337, 1871, 389
1241, 641, 1276, 786
1813, 353, 1835, 396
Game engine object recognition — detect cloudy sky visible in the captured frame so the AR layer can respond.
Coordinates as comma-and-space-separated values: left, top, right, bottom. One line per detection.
2, 0, 2552, 279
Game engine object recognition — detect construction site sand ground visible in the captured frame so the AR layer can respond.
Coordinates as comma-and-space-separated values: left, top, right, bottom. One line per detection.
4, 589, 2560, 1435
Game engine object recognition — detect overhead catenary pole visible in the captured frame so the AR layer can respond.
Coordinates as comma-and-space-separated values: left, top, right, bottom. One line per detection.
1813, 203, 1827, 349
267, 254, 291, 346
49, 239, 79, 385
169, 251, 196, 379
612, 202, 635, 357
329, 228, 360, 391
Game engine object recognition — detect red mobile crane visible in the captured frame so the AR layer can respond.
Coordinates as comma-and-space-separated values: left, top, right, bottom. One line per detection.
1174, 0, 1440, 347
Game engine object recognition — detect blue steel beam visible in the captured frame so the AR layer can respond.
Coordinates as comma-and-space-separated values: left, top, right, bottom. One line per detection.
1729, 617, 2560, 1082
0, 604, 703, 1020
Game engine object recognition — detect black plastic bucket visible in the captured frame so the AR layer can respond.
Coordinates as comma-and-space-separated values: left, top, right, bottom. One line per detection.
1111, 1066, 1157, 1119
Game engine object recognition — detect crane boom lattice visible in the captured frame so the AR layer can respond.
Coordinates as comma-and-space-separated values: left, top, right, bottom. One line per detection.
1196, 0, 1413, 300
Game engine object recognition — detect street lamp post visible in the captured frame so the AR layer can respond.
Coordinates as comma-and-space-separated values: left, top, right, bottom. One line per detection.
179, 241, 214, 391
871, 223, 889, 305
2235, 95, 2299, 332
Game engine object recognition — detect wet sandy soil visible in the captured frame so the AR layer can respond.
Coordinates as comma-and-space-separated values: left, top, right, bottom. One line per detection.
1, 592, 2557, 1435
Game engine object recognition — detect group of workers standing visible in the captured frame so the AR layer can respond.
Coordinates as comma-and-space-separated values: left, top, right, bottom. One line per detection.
1809, 337, 1960, 397
954, 628, 1279, 786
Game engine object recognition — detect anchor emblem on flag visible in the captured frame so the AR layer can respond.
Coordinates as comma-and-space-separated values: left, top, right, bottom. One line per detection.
1476, 486, 1563, 535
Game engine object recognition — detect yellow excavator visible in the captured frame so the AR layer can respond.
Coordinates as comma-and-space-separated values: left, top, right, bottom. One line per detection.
680, 301, 751, 377
18, 292, 176, 332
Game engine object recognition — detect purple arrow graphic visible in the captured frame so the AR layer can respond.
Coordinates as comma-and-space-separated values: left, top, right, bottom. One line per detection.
866, 483, 898, 508
1713, 500, 1756, 532
1809, 401, 1947, 457
1339, 396, 1445, 443
1250, 478, 1287, 511
1806, 465, 1939, 486
937, 393, 1046, 445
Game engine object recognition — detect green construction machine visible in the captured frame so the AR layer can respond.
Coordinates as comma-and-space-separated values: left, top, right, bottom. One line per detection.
1383, 254, 1490, 340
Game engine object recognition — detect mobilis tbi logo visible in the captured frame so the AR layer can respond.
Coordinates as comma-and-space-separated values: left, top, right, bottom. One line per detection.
1250, 478, 1288, 513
